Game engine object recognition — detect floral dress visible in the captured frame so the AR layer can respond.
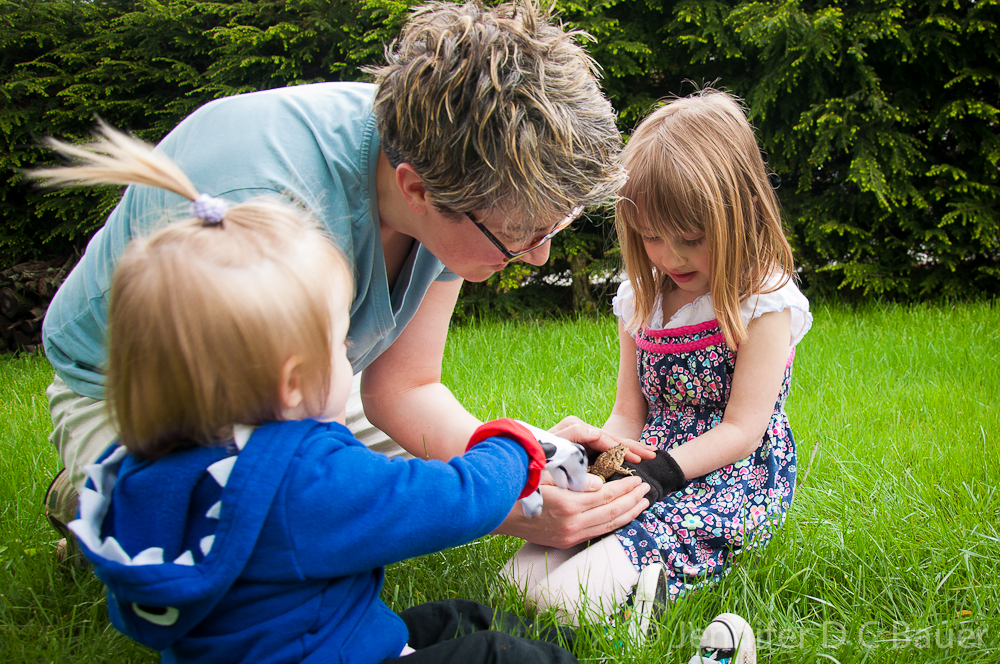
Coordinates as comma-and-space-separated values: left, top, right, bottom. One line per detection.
611, 279, 811, 599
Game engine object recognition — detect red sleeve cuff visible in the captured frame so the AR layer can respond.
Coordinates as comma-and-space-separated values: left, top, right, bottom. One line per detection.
466, 418, 546, 499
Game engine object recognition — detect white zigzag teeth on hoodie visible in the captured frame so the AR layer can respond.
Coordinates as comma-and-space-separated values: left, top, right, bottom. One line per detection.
174, 550, 195, 566
94, 536, 131, 565
233, 424, 254, 451
207, 456, 237, 487
68, 447, 133, 564
132, 547, 165, 565
83, 446, 129, 498
69, 444, 232, 569
76, 486, 105, 532
82, 463, 107, 497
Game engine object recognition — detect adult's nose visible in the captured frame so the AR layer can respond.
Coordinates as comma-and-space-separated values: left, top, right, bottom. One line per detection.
519, 241, 552, 267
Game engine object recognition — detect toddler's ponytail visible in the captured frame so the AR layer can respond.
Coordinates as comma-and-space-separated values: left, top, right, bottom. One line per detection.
31, 121, 202, 205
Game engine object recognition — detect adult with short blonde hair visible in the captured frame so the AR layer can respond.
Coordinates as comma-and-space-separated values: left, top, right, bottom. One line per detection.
43, 0, 654, 554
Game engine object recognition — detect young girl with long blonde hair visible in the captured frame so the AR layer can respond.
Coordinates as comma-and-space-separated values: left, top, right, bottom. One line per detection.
504, 91, 810, 657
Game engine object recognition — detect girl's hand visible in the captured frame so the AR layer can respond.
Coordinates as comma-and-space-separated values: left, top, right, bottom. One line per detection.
548, 415, 655, 464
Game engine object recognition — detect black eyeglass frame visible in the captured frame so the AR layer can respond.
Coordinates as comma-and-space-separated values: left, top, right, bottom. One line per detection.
465, 206, 584, 262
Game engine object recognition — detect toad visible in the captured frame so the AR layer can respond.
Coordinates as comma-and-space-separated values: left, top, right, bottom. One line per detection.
587, 444, 635, 482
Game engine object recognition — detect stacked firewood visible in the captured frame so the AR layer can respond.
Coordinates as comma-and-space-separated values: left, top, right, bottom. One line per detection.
0, 255, 78, 354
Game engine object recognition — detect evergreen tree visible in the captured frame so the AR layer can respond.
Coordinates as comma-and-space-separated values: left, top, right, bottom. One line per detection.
2, 0, 997, 301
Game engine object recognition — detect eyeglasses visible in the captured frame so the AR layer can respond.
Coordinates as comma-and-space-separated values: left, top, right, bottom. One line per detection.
465, 205, 584, 262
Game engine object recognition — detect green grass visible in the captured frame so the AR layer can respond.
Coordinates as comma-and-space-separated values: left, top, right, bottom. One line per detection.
2, 301, 998, 662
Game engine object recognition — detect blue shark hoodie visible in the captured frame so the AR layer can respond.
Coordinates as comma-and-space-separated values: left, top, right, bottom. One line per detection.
68, 418, 530, 664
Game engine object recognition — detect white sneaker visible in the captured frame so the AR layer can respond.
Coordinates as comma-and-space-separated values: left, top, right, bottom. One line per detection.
625, 562, 668, 644
688, 613, 756, 664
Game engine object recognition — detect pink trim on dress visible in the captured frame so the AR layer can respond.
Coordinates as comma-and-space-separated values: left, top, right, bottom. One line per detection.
636, 333, 726, 354
642, 319, 720, 338
638, 319, 725, 353
786, 346, 796, 369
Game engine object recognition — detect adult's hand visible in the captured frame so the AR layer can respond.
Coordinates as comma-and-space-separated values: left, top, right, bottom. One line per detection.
494, 471, 651, 549
548, 415, 656, 465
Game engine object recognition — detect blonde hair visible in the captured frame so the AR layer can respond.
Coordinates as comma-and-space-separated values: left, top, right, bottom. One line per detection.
615, 90, 795, 347
32, 124, 352, 460
369, 0, 625, 241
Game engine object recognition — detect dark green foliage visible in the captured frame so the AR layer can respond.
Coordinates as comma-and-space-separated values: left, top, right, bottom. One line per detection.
727, 0, 1000, 298
2, 0, 997, 305
558, 0, 1000, 299
0, 0, 413, 267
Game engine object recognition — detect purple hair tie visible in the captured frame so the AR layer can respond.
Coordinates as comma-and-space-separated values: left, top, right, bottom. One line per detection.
190, 193, 228, 225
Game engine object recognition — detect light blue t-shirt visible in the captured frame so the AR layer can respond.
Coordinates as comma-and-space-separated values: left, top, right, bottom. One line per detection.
43, 82, 459, 400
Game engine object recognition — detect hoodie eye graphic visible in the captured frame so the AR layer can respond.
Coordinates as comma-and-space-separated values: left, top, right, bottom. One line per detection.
132, 603, 180, 626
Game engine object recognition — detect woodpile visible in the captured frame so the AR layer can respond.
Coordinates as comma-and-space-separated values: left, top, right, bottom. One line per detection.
1, 255, 78, 354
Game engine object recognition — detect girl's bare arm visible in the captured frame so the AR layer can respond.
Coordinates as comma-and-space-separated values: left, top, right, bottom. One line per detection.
602, 319, 649, 450
669, 308, 792, 478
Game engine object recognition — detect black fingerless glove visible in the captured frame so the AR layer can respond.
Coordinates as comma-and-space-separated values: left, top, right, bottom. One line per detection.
608, 450, 687, 504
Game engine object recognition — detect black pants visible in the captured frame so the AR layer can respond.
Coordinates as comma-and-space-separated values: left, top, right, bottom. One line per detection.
380, 599, 578, 664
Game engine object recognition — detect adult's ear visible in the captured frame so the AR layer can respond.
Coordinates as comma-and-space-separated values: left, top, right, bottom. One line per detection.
278, 355, 306, 417
394, 162, 432, 216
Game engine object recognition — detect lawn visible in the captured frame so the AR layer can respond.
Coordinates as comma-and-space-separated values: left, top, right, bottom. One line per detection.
1, 301, 998, 662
